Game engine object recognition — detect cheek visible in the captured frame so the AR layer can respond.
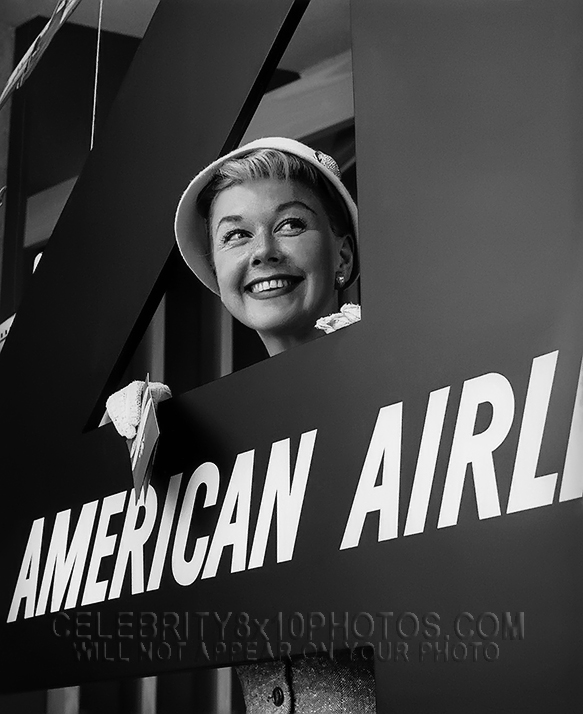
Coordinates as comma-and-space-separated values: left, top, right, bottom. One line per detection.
214, 251, 241, 288
215, 257, 255, 319
214, 269, 240, 308
304, 242, 337, 283
290, 233, 333, 269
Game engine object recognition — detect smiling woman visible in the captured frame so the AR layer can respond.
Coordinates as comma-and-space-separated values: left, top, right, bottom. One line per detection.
105, 137, 361, 436
175, 137, 360, 356
209, 178, 351, 356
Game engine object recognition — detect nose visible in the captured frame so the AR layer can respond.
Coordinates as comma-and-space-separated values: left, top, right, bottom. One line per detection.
250, 229, 282, 267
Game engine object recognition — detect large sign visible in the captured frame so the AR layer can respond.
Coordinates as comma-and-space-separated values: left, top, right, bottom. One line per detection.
1, 1, 582, 711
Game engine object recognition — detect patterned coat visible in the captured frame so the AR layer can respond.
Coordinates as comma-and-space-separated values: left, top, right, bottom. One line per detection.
236, 652, 376, 714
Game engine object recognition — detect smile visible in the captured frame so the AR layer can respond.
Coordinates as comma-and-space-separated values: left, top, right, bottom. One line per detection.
246, 276, 303, 295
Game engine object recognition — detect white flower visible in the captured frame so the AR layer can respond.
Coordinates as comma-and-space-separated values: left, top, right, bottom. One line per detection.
315, 303, 361, 334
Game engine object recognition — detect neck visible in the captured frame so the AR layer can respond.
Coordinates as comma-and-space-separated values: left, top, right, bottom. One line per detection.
260, 325, 326, 357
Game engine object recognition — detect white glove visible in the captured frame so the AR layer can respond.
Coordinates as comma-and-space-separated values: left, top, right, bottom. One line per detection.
105, 380, 172, 439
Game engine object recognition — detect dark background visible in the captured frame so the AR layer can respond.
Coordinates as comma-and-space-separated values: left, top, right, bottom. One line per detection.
0, 0, 582, 711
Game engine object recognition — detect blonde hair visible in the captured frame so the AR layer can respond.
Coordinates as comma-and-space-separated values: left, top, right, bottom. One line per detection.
196, 148, 352, 239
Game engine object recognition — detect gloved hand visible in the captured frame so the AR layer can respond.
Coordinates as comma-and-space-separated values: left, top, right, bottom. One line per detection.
105, 380, 172, 439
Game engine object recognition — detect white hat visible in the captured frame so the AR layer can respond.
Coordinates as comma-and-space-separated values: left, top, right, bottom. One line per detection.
174, 136, 359, 295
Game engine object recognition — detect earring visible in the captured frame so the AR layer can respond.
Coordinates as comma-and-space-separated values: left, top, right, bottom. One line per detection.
335, 273, 346, 289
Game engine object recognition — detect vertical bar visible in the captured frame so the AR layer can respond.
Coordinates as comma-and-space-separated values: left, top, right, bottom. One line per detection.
0, 21, 24, 322
214, 667, 233, 714
138, 676, 157, 714
219, 304, 234, 377
46, 686, 79, 714
145, 295, 166, 382
0, 22, 15, 309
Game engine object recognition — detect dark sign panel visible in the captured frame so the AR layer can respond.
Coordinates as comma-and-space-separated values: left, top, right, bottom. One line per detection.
1, 1, 582, 711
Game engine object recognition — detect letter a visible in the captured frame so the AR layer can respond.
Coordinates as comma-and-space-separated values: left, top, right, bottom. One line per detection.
7, 518, 44, 622
340, 403, 402, 550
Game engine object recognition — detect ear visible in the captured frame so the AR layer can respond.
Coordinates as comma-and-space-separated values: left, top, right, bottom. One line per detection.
336, 233, 355, 283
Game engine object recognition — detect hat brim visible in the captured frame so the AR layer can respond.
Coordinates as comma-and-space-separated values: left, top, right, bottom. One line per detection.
174, 136, 359, 295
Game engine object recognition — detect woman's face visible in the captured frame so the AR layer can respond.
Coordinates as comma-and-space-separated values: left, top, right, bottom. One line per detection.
210, 178, 352, 354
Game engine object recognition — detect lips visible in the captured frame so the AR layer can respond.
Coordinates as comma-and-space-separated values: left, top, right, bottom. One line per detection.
245, 275, 303, 295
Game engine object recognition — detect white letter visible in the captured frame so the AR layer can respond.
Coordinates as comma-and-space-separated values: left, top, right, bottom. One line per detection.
7, 518, 44, 622
81, 491, 127, 606
147, 473, 183, 591
438, 373, 514, 528
340, 403, 402, 550
507, 351, 559, 513
171, 464, 219, 586
248, 429, 317, 569
109, 487, 158, 599
404, 387, 451, 536
560, 354, 583, 501
35, 501, 98, 615
202, 451, 254, 578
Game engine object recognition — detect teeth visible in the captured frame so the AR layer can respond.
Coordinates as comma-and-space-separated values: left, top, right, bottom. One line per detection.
250, 278, 293, 293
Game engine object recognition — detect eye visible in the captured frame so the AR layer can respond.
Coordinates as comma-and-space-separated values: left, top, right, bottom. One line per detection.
276, 217, 307, 236
219, 228, 249, 246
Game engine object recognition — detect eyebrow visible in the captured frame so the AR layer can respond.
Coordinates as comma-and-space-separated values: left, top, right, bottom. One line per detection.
216, 214, 244, 229
277, 200, 317, 215
215, 201, 317, 230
